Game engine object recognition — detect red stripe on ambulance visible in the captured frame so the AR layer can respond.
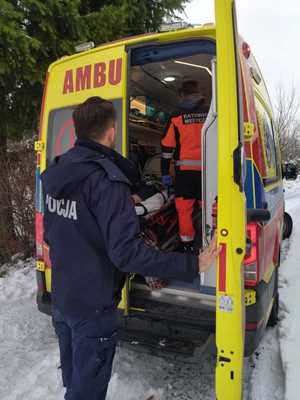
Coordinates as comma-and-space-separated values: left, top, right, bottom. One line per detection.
63, 58, 122, 94
219, 243, 227, 292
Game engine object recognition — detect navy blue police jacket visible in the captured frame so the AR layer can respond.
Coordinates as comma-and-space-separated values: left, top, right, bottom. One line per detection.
41, 139, 199, 318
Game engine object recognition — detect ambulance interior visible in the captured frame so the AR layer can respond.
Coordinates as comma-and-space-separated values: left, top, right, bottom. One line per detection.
127, 41, 218, 310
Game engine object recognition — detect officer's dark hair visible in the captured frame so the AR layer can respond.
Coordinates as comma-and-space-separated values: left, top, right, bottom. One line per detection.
180, 80, 199, 96
73, 96, 117, 140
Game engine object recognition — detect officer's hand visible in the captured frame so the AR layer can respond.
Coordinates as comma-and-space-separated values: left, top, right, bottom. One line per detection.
198, 234, 221, 273
162, 175, 173, 186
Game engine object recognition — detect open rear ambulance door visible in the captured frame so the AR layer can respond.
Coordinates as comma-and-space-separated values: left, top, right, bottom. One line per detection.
214, 1, 246, 399
35, 43, 130, 314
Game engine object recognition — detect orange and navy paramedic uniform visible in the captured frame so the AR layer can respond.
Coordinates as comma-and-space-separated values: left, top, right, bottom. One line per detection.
161, 110, 207, 242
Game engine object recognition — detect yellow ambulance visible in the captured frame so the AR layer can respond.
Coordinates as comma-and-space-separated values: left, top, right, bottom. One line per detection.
35, 1, 285, 399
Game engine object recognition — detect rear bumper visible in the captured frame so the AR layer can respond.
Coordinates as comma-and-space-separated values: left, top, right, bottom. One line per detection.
127, 270, 276, 357
124, 306, 269, 357
122, 305, 214, 356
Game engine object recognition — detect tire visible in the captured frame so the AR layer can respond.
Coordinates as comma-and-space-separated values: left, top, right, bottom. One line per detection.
268, 263, 279, 327
267, 292, 279, 327
282, 212, 293, 240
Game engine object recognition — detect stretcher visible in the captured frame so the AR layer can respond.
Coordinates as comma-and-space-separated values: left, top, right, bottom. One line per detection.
132, 177, 178, 289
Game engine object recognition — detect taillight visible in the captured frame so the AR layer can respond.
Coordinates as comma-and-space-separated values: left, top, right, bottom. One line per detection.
36, 212, 44, 259
244, 223, 259, 286
244, 262, 257, 284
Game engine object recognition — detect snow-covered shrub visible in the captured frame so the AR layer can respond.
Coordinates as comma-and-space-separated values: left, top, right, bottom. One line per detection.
0, 144, 35, 262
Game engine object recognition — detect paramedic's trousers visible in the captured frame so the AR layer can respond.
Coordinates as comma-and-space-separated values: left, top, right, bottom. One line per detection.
174, 170, 202, 242
53, 307, 119, 400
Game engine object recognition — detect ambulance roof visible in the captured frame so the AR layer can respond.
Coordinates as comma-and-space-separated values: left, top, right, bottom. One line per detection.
48, 25, 216, 73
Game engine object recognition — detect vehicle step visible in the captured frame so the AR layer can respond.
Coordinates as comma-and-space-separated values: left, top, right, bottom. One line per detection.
119, 327, 212, 358
129, 296, 216, 330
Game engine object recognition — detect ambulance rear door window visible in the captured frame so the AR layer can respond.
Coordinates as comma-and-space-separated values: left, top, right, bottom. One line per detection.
46, 99, 122, 165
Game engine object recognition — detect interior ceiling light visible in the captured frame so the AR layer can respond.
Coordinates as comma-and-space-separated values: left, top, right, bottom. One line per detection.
174, 60, 212, 76
163, 76, 176, 82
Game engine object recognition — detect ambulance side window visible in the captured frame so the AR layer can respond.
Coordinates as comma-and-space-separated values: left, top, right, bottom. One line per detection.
258, 109, 280, 182
263, 115, 277, 172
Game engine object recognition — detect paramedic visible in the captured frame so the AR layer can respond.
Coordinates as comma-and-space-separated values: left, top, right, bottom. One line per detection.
41, 96, 219, 400
161, 80, 208, 253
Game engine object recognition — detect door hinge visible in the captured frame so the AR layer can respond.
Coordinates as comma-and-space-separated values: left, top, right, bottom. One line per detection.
34, 140, 45, 152
244, 122, 255, 140
245, 289, 256, 306
36, 260, 45, 271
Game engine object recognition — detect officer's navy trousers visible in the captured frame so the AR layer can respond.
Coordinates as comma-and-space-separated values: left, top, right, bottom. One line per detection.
53, 308, 119, 400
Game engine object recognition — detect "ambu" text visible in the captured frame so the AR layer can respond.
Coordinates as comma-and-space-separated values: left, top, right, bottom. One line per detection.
63, 58, 122, 94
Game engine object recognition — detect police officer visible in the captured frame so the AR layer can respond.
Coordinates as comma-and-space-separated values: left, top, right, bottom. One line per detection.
161, 80, 208, 253
41, 96, 219, 400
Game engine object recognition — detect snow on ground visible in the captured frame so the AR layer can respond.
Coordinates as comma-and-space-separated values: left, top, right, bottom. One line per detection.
0, 260, 216, 400
246, 327, 285, 400
0, 178, 299, 400
278, 177, 300, 400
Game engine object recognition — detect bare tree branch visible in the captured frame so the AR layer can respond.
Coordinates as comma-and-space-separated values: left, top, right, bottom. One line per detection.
274, 84, 300, 162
